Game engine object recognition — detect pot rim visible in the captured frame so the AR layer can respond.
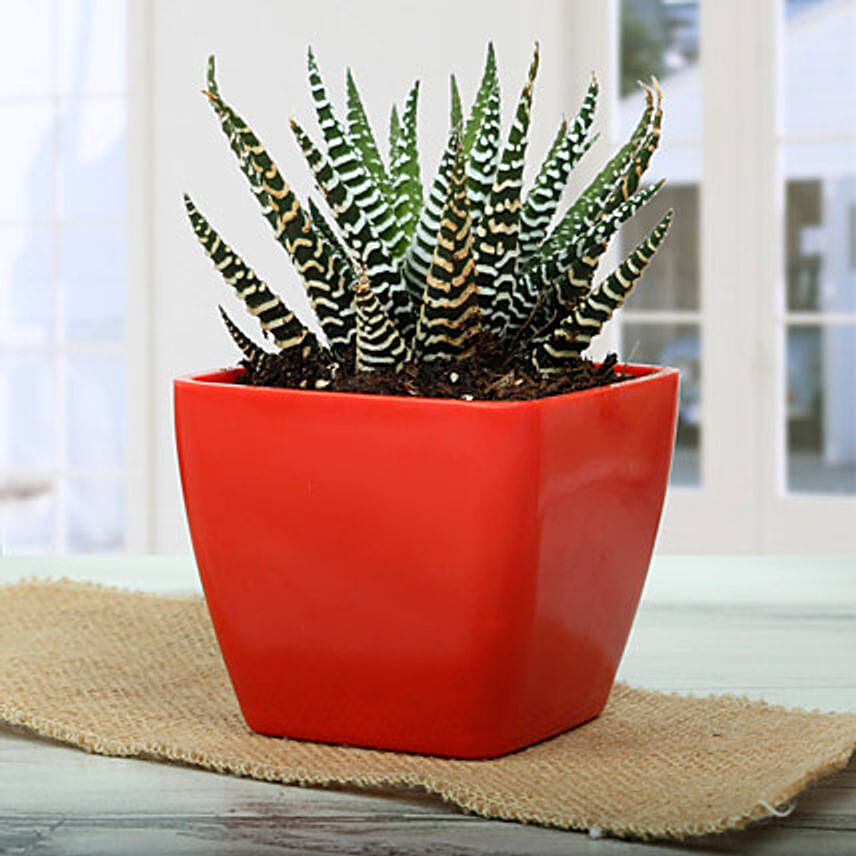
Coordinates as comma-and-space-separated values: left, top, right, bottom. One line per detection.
174, 362, 679, 410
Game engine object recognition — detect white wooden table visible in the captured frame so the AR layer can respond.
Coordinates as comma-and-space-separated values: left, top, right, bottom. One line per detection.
1, 554, 854, 855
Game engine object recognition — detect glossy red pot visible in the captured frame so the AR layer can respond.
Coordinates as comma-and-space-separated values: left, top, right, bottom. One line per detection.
174, 364, 678, 758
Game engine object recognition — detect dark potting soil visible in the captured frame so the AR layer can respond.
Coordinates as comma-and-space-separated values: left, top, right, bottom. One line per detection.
236, 336, 631, 402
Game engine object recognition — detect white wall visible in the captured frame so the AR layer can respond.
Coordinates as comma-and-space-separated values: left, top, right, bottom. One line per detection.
144, 0, 608, 552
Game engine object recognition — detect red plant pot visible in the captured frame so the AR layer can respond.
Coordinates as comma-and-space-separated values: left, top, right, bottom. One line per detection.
174, 364, 678, 759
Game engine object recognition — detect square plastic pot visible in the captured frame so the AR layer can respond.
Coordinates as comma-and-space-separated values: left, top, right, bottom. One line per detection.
174, 363, 679, 759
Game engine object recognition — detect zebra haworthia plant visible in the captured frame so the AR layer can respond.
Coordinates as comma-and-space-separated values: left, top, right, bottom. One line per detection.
185, 44, 673, 391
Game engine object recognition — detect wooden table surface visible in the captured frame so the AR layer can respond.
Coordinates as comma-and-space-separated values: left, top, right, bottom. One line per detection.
1, 554, 854, 855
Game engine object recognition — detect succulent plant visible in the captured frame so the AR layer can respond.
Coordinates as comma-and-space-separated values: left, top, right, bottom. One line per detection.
185, 43, 672, 392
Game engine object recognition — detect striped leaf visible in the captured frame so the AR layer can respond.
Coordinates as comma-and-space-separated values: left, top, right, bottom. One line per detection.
346, 67, 394, 211
307, 197, 358, 351
183, 194, 315, 353
218, 306, 274, 373
388, 104, 400, 166
517, 129, 598, 261
628, 79, 657, 148
613, 78, 662, 204
402, 129, 458, 303
291, 118, 413, 340
533, 177, 666, 319
354, 269, 411, 371
539, 80, 656, 258
518, 74, 600, 259
390, 80, 423, 245
512, 178, 666, 349
518, 81, 659, 313
206, 55, 220, 97
465, 80, 501, 233
539, 138, 640, 267
205, 57, 259, 190
198, 48, 672, 373
579, 178, 666, 261
517, 119, 567, 258
307, 197, 350, 266
549, 79, 660, 267
307, 49, 406, 261
450, 73, 462, 131
461, 42, 498, 155
414, 137, 481, 362
567, 73, 599, 154
201, 83, 354, 355
532, 209, 673, 373
475, 42, 540, 336
504, 259, 590, 351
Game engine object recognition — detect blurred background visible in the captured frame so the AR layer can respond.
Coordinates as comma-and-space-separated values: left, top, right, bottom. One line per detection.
0, 0, 853, 555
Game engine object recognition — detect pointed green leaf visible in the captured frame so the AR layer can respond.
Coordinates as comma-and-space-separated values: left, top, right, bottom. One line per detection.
613, 77, 663, 203
450, 73, 463, 131
462, 42, 498, 155
184, 194, 315, 353
567, 72, 599, 153
465, 80, 500, 233
414, 136, 481, 361
307, 197, 349, 263
204, 56, 259, 186
580, 178, 666, 259
533, 209, 673, 372
402, 128, 458, 303
291, 117, 414, 340
218, 305, 275, 372
390, 79, 423, 244
202, 76, 353, 356
474, 42, 540, 335
307, 48, 406, 260
346, 67, 394, 209
518, 80, 660, 316
517, 118, 567, 258
206, 55, 220, 97
542, 80, 656, 256
354, 268, 410, 371
540, 177, 667, 311
509, 177, 665, 349
388, 103, 400, 162
519, 74, 600, 259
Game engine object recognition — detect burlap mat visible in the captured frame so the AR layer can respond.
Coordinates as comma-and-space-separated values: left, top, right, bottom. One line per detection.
1, 579, 854, 840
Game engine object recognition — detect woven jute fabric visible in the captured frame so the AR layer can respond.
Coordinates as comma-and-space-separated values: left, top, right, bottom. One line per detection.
1, 580, 854, 840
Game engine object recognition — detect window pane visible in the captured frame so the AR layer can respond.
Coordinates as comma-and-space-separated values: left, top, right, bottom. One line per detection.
58, 98, 126, 219
620, 2, 701, 311
0, 225, 54, 343
0, 105, 55, 221
0, 353, 56, 472
60, 224, 125, 341
620, 0, 700, 138
66, 352, 125, 469
1, 489, 55, 555
622, 176, 700, 311
0, 0, 128, 556
784, 161, 856, 313
58, 0, 127, 95
782, 0, 856, 499
621, 322, 701, 486
786, 324, 856, 495
65, 477, 124, 552
783, 0, 856, 138
0, 0, 54, 98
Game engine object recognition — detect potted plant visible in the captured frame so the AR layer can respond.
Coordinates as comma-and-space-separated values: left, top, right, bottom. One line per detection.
175, 44, 679, 759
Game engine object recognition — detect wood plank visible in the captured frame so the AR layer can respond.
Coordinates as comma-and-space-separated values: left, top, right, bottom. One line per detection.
0, 554, 854, 854
619, 604, 856, 710
2, 774, 855, 856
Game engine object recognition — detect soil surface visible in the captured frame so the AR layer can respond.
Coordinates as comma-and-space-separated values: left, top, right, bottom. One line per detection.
239, 337, 630, 402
